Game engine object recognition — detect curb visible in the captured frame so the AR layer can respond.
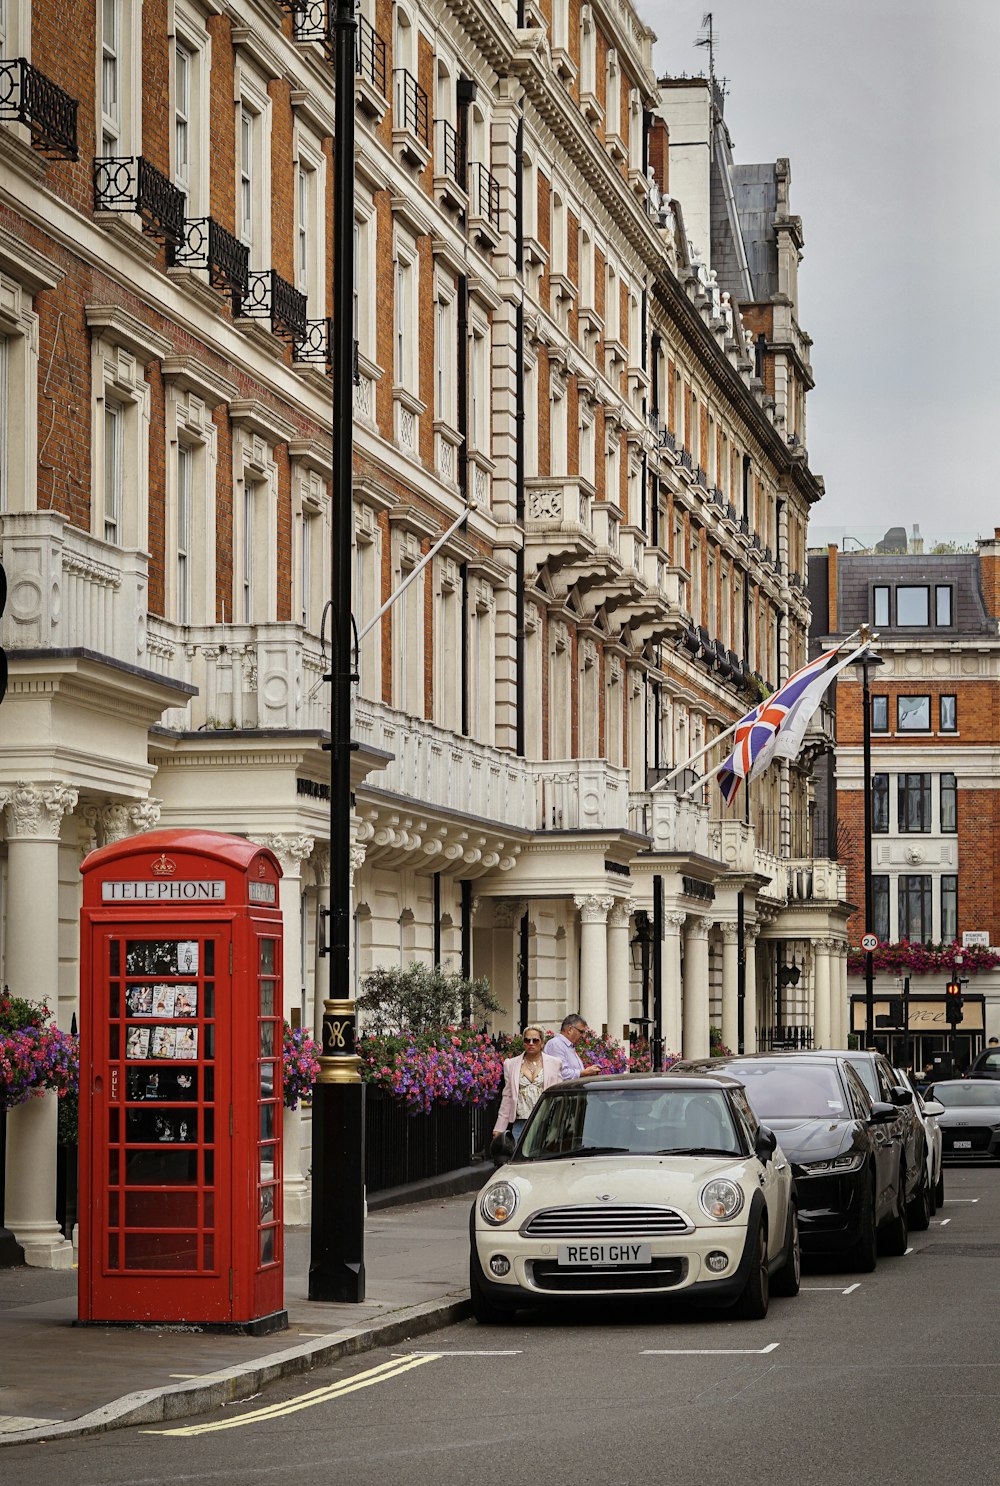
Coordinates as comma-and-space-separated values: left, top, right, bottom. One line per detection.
367, 1164, 488, 1211
0, 1291, 472, 1448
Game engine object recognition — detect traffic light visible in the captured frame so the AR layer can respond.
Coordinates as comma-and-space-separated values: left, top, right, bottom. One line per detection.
945, 978, 964, 1025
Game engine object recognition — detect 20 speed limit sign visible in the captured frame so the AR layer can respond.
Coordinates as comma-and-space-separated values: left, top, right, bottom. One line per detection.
860, 933, 879, 952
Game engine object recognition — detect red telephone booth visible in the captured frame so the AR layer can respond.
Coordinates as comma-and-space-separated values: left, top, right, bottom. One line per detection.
78, 829, 286, 1332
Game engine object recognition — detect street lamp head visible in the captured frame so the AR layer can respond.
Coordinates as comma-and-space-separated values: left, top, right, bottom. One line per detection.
854, 646, 884, 673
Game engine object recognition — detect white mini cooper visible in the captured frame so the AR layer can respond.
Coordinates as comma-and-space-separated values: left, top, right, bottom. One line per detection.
471, 1074, 799, 1321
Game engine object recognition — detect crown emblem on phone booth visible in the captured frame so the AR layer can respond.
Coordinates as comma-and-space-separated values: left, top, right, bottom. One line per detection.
150, 853, 176, 876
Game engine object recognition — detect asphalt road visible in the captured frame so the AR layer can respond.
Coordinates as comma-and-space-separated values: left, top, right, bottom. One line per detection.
6, 1163, 999, 1486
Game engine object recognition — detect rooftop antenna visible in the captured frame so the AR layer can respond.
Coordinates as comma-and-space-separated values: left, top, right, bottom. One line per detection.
695, 12, 726, 154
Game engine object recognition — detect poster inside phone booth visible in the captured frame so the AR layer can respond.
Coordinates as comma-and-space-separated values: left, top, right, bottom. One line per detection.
78, 829, 286, 1331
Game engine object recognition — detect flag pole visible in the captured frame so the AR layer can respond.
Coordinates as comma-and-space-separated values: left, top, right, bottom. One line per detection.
655, 627, 863, 794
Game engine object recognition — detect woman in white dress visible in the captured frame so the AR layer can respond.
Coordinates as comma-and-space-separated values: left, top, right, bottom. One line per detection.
493, 1026, 562, 1144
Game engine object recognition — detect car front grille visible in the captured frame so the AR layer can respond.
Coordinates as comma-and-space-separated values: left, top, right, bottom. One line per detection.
943, 1126, 994, 1151
528, 1257, 687, 1293
521, 1204, 693, 1238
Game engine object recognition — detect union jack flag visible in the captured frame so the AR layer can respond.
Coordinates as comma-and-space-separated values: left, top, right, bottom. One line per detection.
717, 645, 843, 806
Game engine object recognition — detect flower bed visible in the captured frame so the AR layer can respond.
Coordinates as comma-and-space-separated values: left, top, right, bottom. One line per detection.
847, 941, 1000, 978
358, 1026, 503, 1116
0, 992, 79, 1114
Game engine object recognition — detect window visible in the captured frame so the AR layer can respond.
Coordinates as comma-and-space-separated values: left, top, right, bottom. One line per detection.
394, 245, 417, 391
941, 875, 958, 943
580, 3, 596, 96
239, 105, 254, 246
873, 876, 890, 943
433, 558, 461, 732
896, 585, 929, 626
295, 133, 326, 314
175, 41, 190, 189
235, 65, 271, 264
171, 9, 209, 215
897, 694, 930, 731
939, 694, 956, 732
871, 695, 888, 732
470, 322, 489, 454
941, 772, 957, 833
897, 773, 932, 833
101, 0, 121, 154
240, 478, 255, 621
898, 875, 932, 942
176, 442, 192, 623
0, 333, 6, 511
936, 585, 953, 626
103, 402, 123, 544
873, 585, 889, 628
872, 773, 889, 833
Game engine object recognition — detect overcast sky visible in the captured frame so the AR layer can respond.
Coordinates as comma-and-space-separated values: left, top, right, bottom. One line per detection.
640, 0, 1000, 547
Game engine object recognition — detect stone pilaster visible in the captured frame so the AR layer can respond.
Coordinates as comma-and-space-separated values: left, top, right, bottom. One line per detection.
720, 923, 740, 1056
683, 916, 713, 1060
606, 899, 633, 1043
574, 895, 613, 1030
662, 913, 686, 1057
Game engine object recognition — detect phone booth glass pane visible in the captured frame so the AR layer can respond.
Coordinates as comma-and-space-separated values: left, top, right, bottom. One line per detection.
105, 932, 225, 1274
257, 937, 280, 1270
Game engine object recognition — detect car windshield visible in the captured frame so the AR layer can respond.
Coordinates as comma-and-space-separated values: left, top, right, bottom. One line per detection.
932, 1083, 1000, 1109
717, 1062, 849, 1120
518, 1086, 743, 1161
844, 1057, 879, 1101
975, 1052, 1000, 1072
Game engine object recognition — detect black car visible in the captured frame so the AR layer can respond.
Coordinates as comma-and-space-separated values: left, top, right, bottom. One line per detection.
927, 1080, 1000, 1162
670, 1054, 907, 1271
803, 1049, 930, 1231
966, 1046, 1000, 1082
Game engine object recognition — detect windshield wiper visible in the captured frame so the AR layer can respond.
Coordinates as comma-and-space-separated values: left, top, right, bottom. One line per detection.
654, 1146, 740, 1158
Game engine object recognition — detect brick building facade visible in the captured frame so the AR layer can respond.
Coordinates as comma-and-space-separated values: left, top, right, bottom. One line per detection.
1, 0, 848, 1263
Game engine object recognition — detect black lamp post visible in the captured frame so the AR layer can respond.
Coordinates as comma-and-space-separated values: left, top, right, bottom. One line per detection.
856, 641, 884, 1048
308, 0, 365, 1305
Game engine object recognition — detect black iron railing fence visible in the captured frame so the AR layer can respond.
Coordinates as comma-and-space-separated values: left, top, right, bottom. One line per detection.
93, 155, 186, 245
169, 216, 249, 301
0, 57, 78, 159
436, 117, 465, 187
365, 1089, 499, 1193
393, 68, 429, 146
760, 1025, 814, 1051
468, 161, 501, 231
236, 268, 308, 340
356, 12, 387, 94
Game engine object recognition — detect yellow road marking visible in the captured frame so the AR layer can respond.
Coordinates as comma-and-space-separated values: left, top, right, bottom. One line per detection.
143, 1354, 440, 1436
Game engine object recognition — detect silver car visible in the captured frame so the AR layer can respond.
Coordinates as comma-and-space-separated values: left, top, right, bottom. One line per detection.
895, 1067, 944, 1212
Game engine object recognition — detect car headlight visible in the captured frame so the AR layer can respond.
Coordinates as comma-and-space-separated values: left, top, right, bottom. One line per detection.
699, 1178, 744, 1221
798, 1153, 865, 1175
481, 1181, 519, 1226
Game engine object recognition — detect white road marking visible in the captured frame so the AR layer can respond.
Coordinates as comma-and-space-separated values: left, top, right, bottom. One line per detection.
939, 1218, 952, 1226
297, 1333, 334, 1338
642, 1342, 780, 1355
801, 1284, 859, 1295
946, 1199, 979, 1203
168, 1374, 203, 1379
396, 1349, 523, 1357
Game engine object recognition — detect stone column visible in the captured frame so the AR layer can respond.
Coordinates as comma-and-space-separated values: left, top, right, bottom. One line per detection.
683, 916, 713, 1060
721, 923, 740, 1056
3, 782, 78, 1267
835, 942, 849, 1047
813, 938, 832, 1050
256, 832, 314, 1228
743, 925, 759, 1053
493, 900, 528, 1030
606, 899, 633, 1043
574, 895, 613, 1031
662, 913, 686, 1058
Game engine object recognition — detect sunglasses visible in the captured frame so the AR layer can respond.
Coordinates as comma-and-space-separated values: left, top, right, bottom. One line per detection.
523, 1036, 542, 1044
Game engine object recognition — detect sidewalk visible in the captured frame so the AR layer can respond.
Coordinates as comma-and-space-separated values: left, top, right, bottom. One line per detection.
0, 1186, 479, 1447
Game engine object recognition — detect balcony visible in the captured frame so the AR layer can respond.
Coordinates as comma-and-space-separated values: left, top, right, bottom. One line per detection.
235, 269, 308, 341
434, 118, 466, 212
524, 476, 596, 574
468, 161, 501, 250
628, 787, 711, 857
293, 317, 332, 376
0, 57, 78, 160
707, 817, 755, 875
93, 156, 185, 246
290, 1, 329, 50
169, 217, 249, 303
355, 12, 388, 119
392, 68, 430, 169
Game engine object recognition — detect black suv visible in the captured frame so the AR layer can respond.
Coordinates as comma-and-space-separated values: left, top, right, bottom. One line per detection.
967, 1046, 1000, 1082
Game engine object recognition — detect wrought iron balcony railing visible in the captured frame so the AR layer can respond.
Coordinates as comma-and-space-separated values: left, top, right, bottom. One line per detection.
169, 216, 249, 302
679, 448, 693, 472
93, 156, 185, 245
468, 161, 500, 232
291, 0, 329, 48
293, 317, 332, 375
235, 269, 307, 341
0, 57, 78, 159
393, 68, 429, 146
356, 12, 387, 94
436, 117, 465, 188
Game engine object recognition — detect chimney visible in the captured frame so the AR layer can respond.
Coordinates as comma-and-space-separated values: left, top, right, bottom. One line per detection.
827, 543, 838, 632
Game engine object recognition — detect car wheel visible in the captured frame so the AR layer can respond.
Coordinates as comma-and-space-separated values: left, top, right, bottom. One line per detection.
470, 1249, 514, 1326
733, 1219, 769, 1320
879, 1166, 909, 1257
772, 1205, 801, 1298
849, 1178, 878, 1274
934, 1166, 944, 1208
907, 1165, 932, 1231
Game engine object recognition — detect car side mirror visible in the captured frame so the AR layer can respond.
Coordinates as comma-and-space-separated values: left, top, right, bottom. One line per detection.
922, 1099, 945, 1117
490, 1133, 514, 1168
755, 1125, 777, 1161
870, 1101, 897, 1124
890, 1086, 913, 1106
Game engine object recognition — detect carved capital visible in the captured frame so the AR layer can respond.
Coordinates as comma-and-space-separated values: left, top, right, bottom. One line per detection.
99, 803, 132, 845
685, 914, 714, 939
608, 898, 634, 930
574, 893, 613, 925
256, 832, 315, 874
128, 798, 162, 834
663, 912, 687, 934
745, 923, 761, 946
493, 899, 528, 929
349, 844, 366, 885
4, 781, 79, 840
721, 922, 741, 944
310, 844, 331, 888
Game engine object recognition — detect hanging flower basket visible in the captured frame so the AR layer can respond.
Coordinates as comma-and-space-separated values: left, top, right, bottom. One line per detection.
847, 941, 1000, 979
0, 990, 79, 1114
282, 1023, 321, 1110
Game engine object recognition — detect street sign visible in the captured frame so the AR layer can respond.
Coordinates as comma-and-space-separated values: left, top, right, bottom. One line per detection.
962, 931, 990, 948
860, 933, 878, 952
